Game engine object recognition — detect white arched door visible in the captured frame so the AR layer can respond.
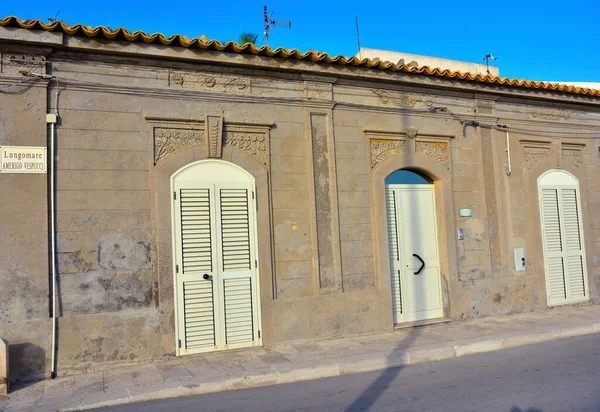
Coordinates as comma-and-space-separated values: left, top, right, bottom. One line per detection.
385, 170, 443, 324
538, 170, 589, 306
172, 160, 261, 355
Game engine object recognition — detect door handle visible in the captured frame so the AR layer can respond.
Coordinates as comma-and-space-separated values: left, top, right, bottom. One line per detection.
413, 254, 425, 275
203, 274, 212, 281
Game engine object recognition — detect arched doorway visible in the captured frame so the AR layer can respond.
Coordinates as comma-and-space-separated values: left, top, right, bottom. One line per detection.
171, 160, 262, 355
385, 169, 443, 324
538, 169, 588, 306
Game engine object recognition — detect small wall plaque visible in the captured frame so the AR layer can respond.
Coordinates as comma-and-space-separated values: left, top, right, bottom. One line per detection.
0, 146, 47, 173
458, 208, 472, 217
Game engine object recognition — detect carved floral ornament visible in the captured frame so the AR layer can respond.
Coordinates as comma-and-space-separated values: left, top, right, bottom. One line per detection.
416, 141, 450, 170
154, 128, 204, 164
523, 146, 550, 172
370, 139, 407, 167
223, 131, 268, 166
152, 120, 269, 167
562, 149, 583, 169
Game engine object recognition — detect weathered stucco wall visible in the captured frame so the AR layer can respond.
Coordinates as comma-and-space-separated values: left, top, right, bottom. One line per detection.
1, 34, 600, 379
0, 50, 51, 379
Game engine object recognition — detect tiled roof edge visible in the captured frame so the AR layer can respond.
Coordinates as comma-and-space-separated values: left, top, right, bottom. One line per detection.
1, 16, 599, 97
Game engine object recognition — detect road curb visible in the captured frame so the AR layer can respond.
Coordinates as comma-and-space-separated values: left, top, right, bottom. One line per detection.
62, 322, 600, 411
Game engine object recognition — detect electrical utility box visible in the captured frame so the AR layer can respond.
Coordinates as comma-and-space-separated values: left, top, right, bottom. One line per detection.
514, 248, 526, 272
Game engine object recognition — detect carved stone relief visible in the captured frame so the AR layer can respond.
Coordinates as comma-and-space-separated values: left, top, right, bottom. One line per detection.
528, 107, 570, 120
168, 70, 251, 94
154, 127, 204, 164
205, 116, 223, 159
373, 89, 434, 107
523, 146, 550, 172
406, 127, 418, 139
552, 140, 561, 168
416, 141, 449, 170
370, 139, 407, 168
562, 149, 583, 169
223, 130, 269, 167
152, 120, 270, 167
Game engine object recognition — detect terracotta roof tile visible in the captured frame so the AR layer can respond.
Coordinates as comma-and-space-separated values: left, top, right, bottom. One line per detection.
1, 16, 598, 97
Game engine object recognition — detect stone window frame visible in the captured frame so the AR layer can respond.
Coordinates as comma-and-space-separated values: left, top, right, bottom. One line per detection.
368, 132, 458, 328
146, 118, 277, 350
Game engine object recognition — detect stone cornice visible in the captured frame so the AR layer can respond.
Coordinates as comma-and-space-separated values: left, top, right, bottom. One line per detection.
1, 32, 597, 108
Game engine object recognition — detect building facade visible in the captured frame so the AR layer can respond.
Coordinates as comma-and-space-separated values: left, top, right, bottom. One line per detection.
1, 17, 599, 380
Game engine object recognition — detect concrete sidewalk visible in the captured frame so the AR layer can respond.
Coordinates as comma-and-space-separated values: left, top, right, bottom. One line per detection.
2, 305, 600, 412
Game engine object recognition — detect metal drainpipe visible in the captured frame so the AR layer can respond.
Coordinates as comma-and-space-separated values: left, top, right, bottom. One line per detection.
503, 128, 512, 176
47, 110, 58, 379
46, 74, 60, 379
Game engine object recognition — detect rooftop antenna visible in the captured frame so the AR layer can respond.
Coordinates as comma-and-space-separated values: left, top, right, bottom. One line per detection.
263, 5, 291, 47
48, 10, 61, 23
478, 53, 497, 75
355, 16, 362, 59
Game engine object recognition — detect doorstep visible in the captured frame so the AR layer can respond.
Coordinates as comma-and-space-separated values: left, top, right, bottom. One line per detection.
394, 317, 452, 329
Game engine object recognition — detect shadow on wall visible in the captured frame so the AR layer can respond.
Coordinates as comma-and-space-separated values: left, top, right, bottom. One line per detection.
8, 343, 46, 387
510, 407, 543, 412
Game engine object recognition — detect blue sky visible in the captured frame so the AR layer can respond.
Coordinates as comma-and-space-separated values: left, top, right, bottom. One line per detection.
4, 0, 599, 82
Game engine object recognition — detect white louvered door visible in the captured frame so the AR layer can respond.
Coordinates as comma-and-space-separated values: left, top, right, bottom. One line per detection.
174, 177, 260, 355
385, 185, 443, 324
561, 189, 586, 300
174, 184, 220, 354
539, 174, 588, 306
215, 184, 259, 349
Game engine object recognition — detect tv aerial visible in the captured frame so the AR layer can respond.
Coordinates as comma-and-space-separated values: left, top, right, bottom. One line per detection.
48, 11, 61, 23
263, 5, 291, 46
478, 53, 497, 75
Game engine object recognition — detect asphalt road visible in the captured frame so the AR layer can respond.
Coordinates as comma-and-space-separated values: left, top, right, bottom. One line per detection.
97, 333, 600, 412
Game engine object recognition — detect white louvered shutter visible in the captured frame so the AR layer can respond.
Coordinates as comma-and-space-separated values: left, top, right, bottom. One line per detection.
541, 188, 566, 303
216, 186, 257, 347
561, 189, 586, 300
386, 188, 403, 322
541, 185, 588, 305
176, 187, 218, 352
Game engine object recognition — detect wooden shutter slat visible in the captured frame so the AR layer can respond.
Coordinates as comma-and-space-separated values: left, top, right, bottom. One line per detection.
223, 278, 254, 345
541, 189, 567, 303
219, 188, 251, 272
386, 188, 403, 319
180, 188, 213, 273
183, 280, 215, 349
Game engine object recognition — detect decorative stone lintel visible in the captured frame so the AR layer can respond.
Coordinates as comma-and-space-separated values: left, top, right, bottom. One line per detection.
365, 129, 452, 170
149, 117, 271, 167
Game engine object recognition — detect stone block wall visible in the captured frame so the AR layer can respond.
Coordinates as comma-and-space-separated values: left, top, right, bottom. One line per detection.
1, 38, 600, 379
